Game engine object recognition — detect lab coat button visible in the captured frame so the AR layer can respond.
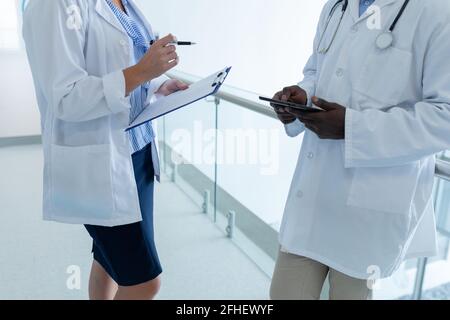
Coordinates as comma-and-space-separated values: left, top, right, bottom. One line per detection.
120, 39, 127, 46
307, 152, 314, 159
336, 68, 344, 77
297, 191, 304, 198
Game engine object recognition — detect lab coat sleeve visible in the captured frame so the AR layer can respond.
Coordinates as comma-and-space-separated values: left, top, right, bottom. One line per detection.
285, 119, 305, 137
23, 0, 130, 122
284, 1, 333, 138
298, 52, 318, 108
284, 51, 316, 137
298, 0, 334, 105
345, 22, 450, 168
285, 52, 318, 137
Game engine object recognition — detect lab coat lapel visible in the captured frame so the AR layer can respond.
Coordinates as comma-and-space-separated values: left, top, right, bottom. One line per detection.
375, 0, 402, 9
348, 0, 401, 25
348, 0, 361, 23
95, 0, 127, 35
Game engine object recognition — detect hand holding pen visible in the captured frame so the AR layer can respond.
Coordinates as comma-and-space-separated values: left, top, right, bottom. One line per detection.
150, 33, 197, 46
150, 39, 197, 46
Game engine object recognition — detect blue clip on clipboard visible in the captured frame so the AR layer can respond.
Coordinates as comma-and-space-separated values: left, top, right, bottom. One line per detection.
126, 66, 232, 131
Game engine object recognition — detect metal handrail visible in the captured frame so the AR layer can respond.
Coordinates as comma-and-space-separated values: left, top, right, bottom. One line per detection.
167, 70, 278, 119
167, 70, 450, 182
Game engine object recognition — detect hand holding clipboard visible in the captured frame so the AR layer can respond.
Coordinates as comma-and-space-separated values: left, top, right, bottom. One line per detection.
127, 67, 231, 131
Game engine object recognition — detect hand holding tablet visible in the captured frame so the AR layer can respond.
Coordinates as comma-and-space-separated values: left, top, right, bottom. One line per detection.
259, 96, 324, 113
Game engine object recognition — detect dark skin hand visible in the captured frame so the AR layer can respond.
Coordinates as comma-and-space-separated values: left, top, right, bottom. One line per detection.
285, 96, 346, 140
271, 86, 308, 125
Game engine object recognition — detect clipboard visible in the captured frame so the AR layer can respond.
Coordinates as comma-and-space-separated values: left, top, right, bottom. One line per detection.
126, 66, 232, 131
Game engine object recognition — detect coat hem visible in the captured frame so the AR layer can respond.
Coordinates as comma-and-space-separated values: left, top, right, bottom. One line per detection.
404, 249, 438, 260
43, 214, 143, 227
278, 244, 398, 280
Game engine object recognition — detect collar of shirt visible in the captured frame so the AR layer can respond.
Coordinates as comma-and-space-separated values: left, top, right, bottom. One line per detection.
106, 0, 150, 50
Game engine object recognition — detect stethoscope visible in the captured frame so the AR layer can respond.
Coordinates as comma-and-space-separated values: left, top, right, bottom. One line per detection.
21, 0, 29, 13
317, 0, 410, 54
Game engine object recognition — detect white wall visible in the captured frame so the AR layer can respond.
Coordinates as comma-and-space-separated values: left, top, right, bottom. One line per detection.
0, 0, 326, 139
0, 51, 40, 138
136, 0, 326, 94
0, 0, 40, 139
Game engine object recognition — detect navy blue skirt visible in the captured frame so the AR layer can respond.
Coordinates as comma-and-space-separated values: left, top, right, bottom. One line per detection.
84, 143, 162, 287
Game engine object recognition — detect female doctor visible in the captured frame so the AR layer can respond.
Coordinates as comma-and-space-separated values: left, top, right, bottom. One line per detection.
23, 0, 187, 300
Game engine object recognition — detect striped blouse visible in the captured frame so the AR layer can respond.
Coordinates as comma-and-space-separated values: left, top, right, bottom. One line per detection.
106, 0, 156, 154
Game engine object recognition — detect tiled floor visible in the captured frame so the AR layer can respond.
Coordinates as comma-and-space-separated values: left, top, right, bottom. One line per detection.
0, 144, 270, 300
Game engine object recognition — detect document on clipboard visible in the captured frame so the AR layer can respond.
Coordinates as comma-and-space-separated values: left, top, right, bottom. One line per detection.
126, 66, 232, 131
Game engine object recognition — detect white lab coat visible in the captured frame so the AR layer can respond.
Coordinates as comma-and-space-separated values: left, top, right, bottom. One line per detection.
23, 0, 168, 226
280, 0, 450, 279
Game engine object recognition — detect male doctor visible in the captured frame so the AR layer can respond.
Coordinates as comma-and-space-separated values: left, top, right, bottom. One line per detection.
270, 0, 450, 300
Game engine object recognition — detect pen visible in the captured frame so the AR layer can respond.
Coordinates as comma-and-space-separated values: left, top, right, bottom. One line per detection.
150, 40, 197, 46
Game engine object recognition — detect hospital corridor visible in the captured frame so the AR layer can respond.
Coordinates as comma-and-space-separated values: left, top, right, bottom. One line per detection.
1, 0, 450, 304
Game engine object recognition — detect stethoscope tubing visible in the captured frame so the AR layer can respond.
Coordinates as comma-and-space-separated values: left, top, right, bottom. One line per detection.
317, 0, 347, 54
317, 0, 410, 53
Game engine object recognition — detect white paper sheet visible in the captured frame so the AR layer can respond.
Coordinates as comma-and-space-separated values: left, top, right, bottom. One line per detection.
126, 67, 231, 131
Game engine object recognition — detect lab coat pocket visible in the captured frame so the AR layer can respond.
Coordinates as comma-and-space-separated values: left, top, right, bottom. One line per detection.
50, 144, 114, 219
354, 47, 412, 107
347, 162, 420, 215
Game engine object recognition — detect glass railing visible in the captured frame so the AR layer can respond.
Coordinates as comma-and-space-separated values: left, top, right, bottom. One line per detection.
158, 71, 295, 274
159, 70, 450, 299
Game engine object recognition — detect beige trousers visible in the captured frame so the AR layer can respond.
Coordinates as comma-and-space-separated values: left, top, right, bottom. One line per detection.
270, 250, 373, 300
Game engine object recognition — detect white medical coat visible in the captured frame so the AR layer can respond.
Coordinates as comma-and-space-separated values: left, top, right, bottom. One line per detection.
280, 0, 450, 279
23, 0, 168, 226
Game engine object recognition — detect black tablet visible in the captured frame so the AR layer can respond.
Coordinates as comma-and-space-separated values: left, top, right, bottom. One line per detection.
259, 96, 324, 113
